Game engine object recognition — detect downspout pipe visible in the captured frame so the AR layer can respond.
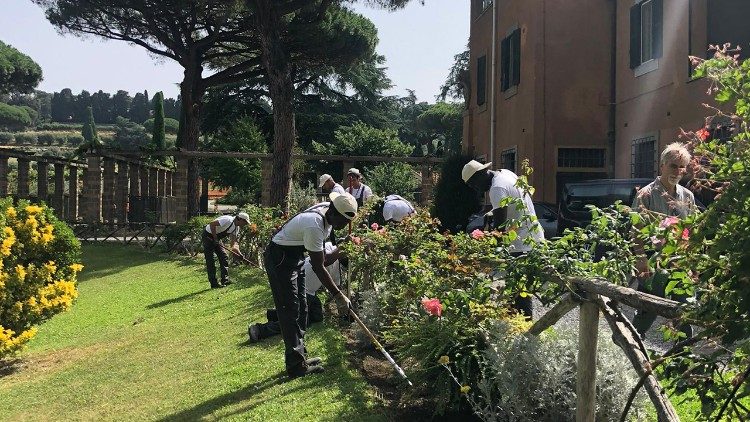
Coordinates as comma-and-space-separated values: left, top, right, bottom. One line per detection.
608, 0, 617, 178
490, 0, 497, 168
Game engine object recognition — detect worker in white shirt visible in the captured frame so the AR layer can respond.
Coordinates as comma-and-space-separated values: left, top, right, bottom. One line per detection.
319, 173, 346, 195
369, 194, 416, 226
202, 212, 250, 289
263, 192, 357, 378
345, 168, 373, 206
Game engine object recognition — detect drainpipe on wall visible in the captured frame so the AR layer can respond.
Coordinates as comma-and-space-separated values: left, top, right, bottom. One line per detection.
608, 0, 617, 178
489, 0, 497, 168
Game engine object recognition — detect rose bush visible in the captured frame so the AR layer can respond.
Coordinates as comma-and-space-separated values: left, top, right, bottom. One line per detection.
0, 198, 82, 359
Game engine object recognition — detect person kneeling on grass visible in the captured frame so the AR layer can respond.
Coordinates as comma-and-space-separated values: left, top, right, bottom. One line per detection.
248, 242, 344, 342
262, 192, 357, 379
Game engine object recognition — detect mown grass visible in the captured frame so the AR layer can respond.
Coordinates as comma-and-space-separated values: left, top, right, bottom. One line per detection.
0, 244, 386, 421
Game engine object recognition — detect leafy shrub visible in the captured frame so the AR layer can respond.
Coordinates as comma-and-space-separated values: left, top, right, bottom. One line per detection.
163, 215, 213, 254
143, 117, 179, 134
0, 198, 83, 359
0, 103, 32, 131
288, 181, 318, 214
0, 132, 14, 144
66, 134, 84, 146
111, 116, 149, 150
312, 122, 412, 173
20, 106, 38, 126
13, 133, 37, 145
366, 162, 419, 200
431, 154, 482, 233
462, 319, 647, 421
237, 204, 284, 267
37, 133, 55, 146
215, 190, 258, 206
36, 122, 82, 131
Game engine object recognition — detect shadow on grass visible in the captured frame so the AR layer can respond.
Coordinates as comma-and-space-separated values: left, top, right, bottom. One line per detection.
145, 290, 210, 310
80, 244, 169, 281
0, 358, 24, 379
156, 372, 288, 422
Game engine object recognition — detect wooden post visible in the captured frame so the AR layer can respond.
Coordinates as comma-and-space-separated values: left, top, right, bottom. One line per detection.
37, 161, 49, 202
576, 295, 600, 422
17, 158, 30, 199
53, 164, 65, 218
68, 166, 79, 221
0, 156, 9, 196
598, 297, 681, 421
260, 158, 272, 207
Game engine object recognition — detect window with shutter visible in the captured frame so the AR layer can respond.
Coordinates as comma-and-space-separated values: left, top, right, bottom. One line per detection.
630, 0, 663, 72
500, 28, 521, 92
477, 55, 487, 106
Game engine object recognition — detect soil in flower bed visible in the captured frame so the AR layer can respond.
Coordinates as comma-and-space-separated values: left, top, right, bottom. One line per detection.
335, 317, 480, 422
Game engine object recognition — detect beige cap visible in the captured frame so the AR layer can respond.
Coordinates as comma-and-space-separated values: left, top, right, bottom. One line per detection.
236, 212, 250, 223
347, 168, 362, 178
329, 192, 358, 220
461, 160, 492, 183
318, 174, 333, 188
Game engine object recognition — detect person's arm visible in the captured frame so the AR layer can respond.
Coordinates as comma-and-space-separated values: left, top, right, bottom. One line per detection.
310, 250, 349, 308
209, 220, 220, 242
323, 247, 341, 266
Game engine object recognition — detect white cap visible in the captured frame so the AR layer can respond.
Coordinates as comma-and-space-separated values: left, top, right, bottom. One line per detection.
347, 168, 362, 178
236, 212, 250, 223
328, 192, 358, 220
318, 174, 333, 188
461, 160, 492, 183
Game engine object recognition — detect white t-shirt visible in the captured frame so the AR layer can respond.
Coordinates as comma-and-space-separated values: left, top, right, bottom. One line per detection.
330, 183, 346, 195
272, 203, 332, 252
303, 242, 341, 295
382, 195, 415, 222
204, 215, 238, 236
346, 184, 373, 203
488, 170, 544, 252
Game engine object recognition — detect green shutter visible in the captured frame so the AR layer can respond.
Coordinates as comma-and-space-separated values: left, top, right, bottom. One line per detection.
630, 5, 642, 68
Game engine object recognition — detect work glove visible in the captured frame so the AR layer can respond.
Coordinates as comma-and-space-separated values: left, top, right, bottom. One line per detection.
334, 292, 352, 311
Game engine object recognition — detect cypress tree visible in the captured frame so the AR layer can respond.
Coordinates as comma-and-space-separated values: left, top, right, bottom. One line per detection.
81, 106, 100, 146
152, 91, 166, 153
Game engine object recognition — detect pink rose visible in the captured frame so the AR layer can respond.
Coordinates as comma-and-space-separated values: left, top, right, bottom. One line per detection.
471, 229, 484, 240
351, 236, 361, 245
651, 235, 665, 247
660, 216, 680, 228
421, 298, 442, 317
371, 223, 379, 231
681, 228, 690, 240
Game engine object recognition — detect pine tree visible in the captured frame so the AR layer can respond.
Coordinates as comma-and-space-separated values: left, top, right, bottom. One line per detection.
81, 106, 100, 146
152, 91, 166, 152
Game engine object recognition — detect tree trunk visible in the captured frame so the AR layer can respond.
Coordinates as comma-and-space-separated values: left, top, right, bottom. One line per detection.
252, 0, 295, 213
177, 61, 204, 217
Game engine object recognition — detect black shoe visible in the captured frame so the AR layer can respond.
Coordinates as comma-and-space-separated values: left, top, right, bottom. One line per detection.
266, 309, 278, 322
210, 283, 224, 289
288, 364, 325, 379
221, 279, 233, 286
306, 357, 322, 366
248, 324, 261, 343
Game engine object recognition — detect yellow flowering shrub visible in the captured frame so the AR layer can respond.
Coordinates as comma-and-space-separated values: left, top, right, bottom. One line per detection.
0, 198, 82, 360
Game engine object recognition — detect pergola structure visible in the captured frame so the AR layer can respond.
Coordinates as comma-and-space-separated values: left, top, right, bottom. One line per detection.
0, 148, 443, 223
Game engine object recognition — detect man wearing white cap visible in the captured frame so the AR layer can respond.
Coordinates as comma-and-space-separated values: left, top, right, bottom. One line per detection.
263, 192, 358, 378
345, 168, 373, 206
462, 160, 544, 317
318, 173, 346, 195
202, 212, 250, 289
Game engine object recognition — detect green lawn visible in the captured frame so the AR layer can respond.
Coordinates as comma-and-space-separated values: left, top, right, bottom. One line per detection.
0, 244, 386, 421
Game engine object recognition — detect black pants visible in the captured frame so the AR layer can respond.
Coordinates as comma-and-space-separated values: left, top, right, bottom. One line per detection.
264, 242, 309, 376
202, 232, 229, 287
632, 270, 693, 338
257, 293, 324, 339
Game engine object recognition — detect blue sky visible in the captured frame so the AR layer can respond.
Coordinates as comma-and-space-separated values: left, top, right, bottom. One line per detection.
0, 0, 469, 102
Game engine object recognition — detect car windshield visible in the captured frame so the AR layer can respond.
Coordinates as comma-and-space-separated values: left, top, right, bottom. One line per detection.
566, 184, 610, 210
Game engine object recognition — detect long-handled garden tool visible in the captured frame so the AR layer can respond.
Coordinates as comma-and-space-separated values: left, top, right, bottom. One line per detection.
348, 307, 412, 387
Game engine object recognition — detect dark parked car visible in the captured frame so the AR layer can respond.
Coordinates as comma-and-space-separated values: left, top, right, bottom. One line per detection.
556, 178, 652, 236
466, 202, 558, 239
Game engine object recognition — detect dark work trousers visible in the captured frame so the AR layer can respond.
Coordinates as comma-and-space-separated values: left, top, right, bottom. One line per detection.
258, 292, 324, 339
510, 251, 533, 319
202, 231, 229, 287
264, 242, 309, 376
632, 270, 693, 338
